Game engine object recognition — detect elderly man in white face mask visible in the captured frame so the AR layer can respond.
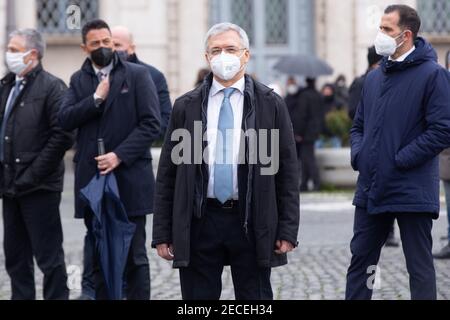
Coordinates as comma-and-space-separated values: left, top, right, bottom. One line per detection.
0, 29, 74, 300
152, 23, 300, 300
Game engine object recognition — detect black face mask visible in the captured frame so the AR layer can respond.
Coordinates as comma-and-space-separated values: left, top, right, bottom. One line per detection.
91, 47, 114, 67
324, 95, 334, 103
116, 50, 129, 61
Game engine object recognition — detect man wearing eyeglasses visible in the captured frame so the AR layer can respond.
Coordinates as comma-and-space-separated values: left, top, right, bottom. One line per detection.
152, 22, 300, 300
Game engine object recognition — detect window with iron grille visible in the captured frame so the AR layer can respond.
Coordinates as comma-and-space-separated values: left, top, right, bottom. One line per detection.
37, 0, 99, 35
417, 0, 450, 36
265, 0, 288, 45
230, 0, 254, 45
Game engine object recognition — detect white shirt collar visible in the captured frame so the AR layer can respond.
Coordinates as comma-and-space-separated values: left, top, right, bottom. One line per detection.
210, 76, 245, 97
92, 61, 114, 76
389, 46, 416, 62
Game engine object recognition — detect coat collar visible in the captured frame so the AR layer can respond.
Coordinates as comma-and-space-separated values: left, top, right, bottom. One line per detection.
81, 52, 124, 76
195, 72, 270, 102
127, 53, 140, 64
381, 37, 438, 73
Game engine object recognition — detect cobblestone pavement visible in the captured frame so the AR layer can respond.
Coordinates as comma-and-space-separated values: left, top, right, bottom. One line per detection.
0, 161, 449, 300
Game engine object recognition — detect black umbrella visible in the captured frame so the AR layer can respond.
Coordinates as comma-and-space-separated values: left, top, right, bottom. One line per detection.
273, 54, 334, 77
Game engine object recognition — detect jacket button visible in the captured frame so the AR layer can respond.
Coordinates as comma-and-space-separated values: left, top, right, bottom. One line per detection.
4, 136, 9, 142
15, 158, 20, 163
20, 102, 25, 107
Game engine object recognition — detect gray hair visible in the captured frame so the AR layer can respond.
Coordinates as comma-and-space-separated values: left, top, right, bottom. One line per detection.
204, 22, 250, 52
9, 28, 46, 60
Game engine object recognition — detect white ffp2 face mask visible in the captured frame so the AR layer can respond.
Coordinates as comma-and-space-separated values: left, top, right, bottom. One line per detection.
374, 31, 405, 57
210, 52, 244, 81
6, 51, 32, 75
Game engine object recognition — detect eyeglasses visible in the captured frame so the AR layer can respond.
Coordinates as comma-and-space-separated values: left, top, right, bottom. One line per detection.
208, 47, 247, 57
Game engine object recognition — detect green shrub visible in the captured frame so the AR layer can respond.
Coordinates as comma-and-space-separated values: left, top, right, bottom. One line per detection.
325, 110, 352, 146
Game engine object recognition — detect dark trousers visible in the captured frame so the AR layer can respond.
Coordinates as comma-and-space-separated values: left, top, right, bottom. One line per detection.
346, 207, 436, 300
2, 191, 69, 300
297, 142, 320, 191
81, 232, 96, 299
179, 204, 273, 300
83, 214, 150, 300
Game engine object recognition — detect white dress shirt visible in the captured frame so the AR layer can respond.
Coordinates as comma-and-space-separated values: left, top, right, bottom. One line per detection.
92, 61, 113, 78
389, 46, 416, 62
206, 77, 245, 200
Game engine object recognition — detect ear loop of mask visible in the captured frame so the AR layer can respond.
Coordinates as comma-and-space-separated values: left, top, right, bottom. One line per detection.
236, 49, 248, 74
394, 31, 407, 49
22, 50, 34, 69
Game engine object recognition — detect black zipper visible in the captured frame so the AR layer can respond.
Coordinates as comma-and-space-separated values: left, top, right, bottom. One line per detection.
243, 92, 255, 235
198, 88, 209, 217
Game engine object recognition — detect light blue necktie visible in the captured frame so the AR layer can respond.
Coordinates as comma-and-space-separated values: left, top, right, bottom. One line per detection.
214, 88, 236, 204
0, 80, 22, 162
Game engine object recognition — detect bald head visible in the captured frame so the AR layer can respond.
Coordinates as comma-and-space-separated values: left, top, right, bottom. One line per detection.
111, 26, 135, 55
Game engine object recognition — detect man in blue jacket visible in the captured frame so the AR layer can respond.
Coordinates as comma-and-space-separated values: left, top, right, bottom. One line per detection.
59, 19, 160, 300
346, 5, 450, 300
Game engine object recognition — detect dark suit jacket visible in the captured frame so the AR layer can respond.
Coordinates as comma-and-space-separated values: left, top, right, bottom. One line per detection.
128, 54, 172, 139
59, 54, 161, 218
152, 73, 300, 268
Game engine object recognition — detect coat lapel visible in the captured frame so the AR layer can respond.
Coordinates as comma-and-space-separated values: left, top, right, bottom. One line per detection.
104, 64, 126, 114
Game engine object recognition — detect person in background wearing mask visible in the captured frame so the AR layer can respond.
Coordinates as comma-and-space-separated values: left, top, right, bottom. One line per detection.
152, 22, 300, 300
321, 84, 343, 111
334, 74, 349, 108
112, 26, 172, 139
433, 50, 450, 260
348, 46, 399, 248
319, 84, 344, 148
285, 76, 323, 192
348, 47, 382, 121
0, 29, 74, 300
58, 19, 161, 300
346, 5, 450, 300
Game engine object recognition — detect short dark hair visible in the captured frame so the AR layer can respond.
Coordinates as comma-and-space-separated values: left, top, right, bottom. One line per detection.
81, 19, 111, 44
367, 46, 382, 67
385, 5, 421, 39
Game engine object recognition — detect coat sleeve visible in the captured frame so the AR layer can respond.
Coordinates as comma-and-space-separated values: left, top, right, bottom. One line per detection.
152, 70, 172, 140
395, 68, 450, 170
350, 86, 365, 171
16, 79, 75, 188
58, 74, 104, 131
151, 100, 183, 247
274, 95, 300, 247
348, 77, 364, 120
113, 68, 161, 166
